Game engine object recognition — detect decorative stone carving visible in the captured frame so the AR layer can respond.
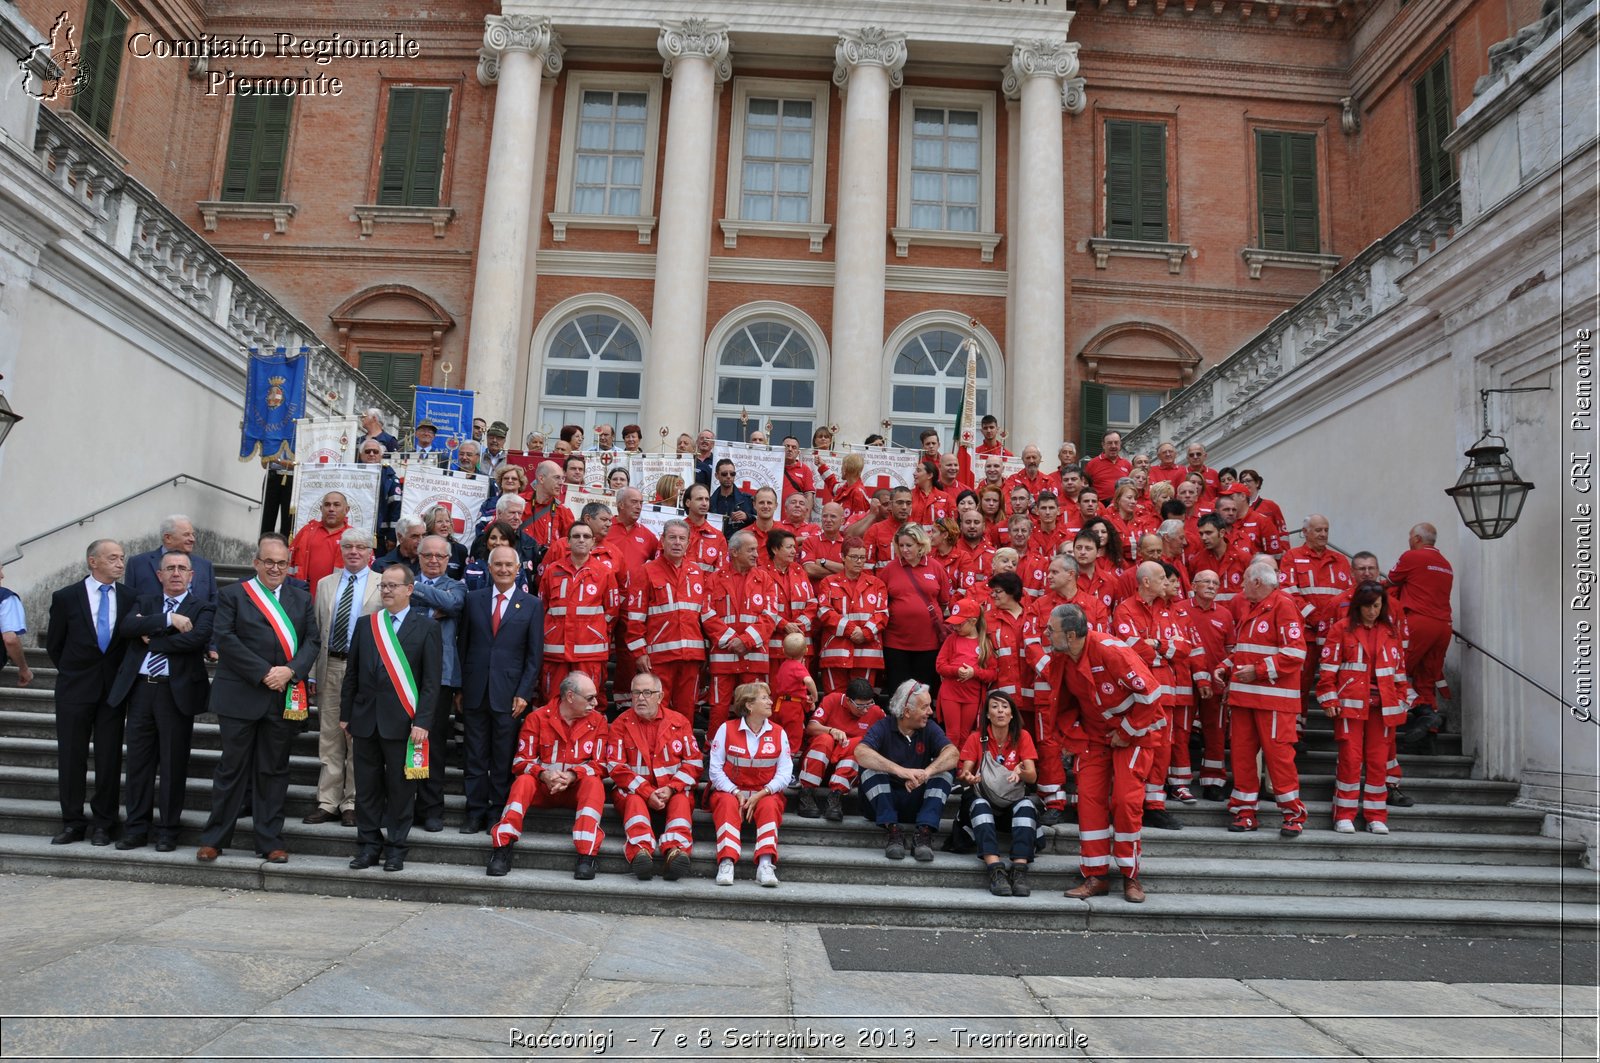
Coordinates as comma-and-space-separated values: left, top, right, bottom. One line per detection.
833, 27, 908, 91
479, 15, 563, 86
1340, 95, 1360, 135
1062, 76, 1087, 115
1002, 38, 1078, 100
1477, 0, 1587, 95
659, 18, 732, 82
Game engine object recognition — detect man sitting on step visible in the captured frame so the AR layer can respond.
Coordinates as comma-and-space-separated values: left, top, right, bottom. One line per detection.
852, 679, 958, 864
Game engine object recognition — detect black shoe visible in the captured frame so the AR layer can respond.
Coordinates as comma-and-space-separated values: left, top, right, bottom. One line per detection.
89, 827, 113, 847
421, 818, 444, 833
662, 849, 691, 881
459, 814, 488, 835
1201, 785, 1227, 802
885, 824, 907, 860
349, 850, 380, 870
912, 825, 935, 862
795, 788, 821, 818
822, 791, 844, 822
486, 846, 513, 877
1387, 785, 1415, 808
51, 827, 85, 845
1009, 864, 1031, 897
987, 863, 1013, 896
574, 855, 597, 880
631, 850, 655, 881
1038, 807, 1063, 827
115, 834, 148, 851
1143, 808, 1183, 831
154, 839, 177, 853
383, 855, 405, 872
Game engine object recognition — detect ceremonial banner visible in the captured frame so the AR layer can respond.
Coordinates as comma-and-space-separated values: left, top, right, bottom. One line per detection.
503, 450, 542, 475
294, 417, 358, 465
400, 465, 492, 546
805, 445, 919, 496
954, 335, 980, 483
562, 489, 613, 523
240, 347, 308, 461
412, 386, 474, 459
627, 454, 695, 501
291, 463, 381, 536
714, 441, 785, 496
636, 502, 689, 542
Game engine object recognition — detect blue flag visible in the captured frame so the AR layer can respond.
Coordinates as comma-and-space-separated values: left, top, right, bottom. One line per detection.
240, 347, 308, 461
413, 386, 474, 458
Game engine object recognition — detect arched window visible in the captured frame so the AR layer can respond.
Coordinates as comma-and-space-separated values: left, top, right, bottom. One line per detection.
538, 311, 643, 432
887, 327, 990, 450
711, 319, 817, 442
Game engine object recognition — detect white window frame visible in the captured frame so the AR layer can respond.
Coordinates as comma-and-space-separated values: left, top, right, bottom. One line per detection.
703, 300, 831, 440
880, 310, 1004, 449
893, 87, 1001, 262
1105, 387, 1168, 431
549, 72, 663, 245
719, 78, 832, 253
528, 293, 650, 435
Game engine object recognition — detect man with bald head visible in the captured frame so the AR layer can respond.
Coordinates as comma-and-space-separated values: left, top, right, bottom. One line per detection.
1281, 514, 1352, 704
291, 491, 353, 600
1389, 522, 1453, 749
515, 460, 573, 585
1111, 560, 1188, 831
1004, 445, 1048, 499
1083, 431, 1132, 499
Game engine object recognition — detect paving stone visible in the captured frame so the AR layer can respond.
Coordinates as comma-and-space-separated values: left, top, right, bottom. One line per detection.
1458, 981, 1600, 1015
583, 915, 787, 985
1068, 1011, 1357, 1063
549, 979, 793, 1058
189, 1017, 492, 1060
121, 891, 424, 959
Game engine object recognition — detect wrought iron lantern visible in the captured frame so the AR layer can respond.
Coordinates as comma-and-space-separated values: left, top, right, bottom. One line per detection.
1444, 386, 1546, 540
0, 375, 20, 450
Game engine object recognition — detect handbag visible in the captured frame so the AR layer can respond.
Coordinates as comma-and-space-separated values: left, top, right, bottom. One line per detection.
901, 561, 953, 646
977, 733, 1024, 810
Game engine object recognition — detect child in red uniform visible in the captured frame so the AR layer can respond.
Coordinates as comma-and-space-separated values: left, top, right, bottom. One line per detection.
934, 598, 997, 748
769, 631, 816, 753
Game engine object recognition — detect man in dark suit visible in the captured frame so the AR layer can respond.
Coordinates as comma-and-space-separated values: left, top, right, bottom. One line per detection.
197, 533, 320, 863
410, 535, 466, 833
124, 514, 219, 609
340, 566, 442, 872
110, 552, 214, 852
457, 545, 544, 833
45, 539, 137, 845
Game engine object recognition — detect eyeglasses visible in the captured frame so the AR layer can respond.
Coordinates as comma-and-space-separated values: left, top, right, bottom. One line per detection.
577, 693, 600, 704
255, 558, 289, 569
632, 689, 662, 699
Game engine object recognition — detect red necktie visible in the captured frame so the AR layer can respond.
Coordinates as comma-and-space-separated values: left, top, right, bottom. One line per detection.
492, 592, 505, 635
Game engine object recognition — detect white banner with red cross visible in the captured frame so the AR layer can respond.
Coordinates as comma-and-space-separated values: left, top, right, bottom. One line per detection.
294, 417, 358, 466
806, 445, 921, 495
399, 465, 491, 546
713, 441, 786, 496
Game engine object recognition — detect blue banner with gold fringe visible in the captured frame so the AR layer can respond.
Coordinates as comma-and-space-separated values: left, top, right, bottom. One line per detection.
239, 347, 308, 461
412, 386, 473, 458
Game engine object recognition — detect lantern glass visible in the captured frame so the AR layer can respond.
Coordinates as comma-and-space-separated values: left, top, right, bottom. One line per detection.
0, 390, 19, 449
1445, 442, 1534, 540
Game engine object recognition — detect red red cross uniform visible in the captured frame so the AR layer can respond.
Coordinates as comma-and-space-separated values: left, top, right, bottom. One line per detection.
685, 516, 729, 576
1112, 596, 1188, 811
626, 556, 728, 725
1020, 590, 1107, 812
1186, 596, 1238, 790
1387, 546, 1454, 713
1317, 617, 1415, 826
797, 691, 886, 791
539, 555, 621, 706
607, 706, 701, 860
492, 700, 610, 855
708, 719, 791, 865
1221, 591, 1310, 829
947, 540, 996, 601
815, 572, 888, 693
862, 521, 899, 573
800, 533, 845, 591
985, 604, 1027, 703
604, 517, 661, 713
1282, 545, 1353, 701
1161, 596, 1208, 791
1184, 540, 1254, 605
706, 565, 781, 738
1054, 633, 1164, 880
1230, 512, 1284, 558
767, 561, 818, 679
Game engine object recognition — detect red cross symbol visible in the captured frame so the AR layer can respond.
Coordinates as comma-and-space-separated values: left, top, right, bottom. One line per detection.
439, 501, 466, 536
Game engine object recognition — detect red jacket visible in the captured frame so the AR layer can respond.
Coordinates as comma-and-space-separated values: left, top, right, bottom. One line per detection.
1316, 617, 1416, 723
685, 517, 728, 576
513, 700, 609, 778
1186, 597, 1237, 698
985, 603, 1028, 701
767, 561, 818, 656
625, 556, 727, 663
1222, 591, 1308, 713
1112, 595, 1190, 698
1163, 597, 1207, 706
539, 555, 621, 663
607, 706, 701, 796
911, 487, 952, 528
816, 572, 888, 670
935, 634, 998, 712
1184, 540, 1254, 603
290, 519, 351, 598
946, 540, 995, 600
1388, 546, 1454, 622
1053, 632, 1165, 751
1281, 545, 1353, 641
707, 565, 781, 674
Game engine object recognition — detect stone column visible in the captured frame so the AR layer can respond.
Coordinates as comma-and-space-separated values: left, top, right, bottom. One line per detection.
828, 27, 906, 443
1003, 39, 1077, 451
465, 15, 562, 422
642, 19, 731, 440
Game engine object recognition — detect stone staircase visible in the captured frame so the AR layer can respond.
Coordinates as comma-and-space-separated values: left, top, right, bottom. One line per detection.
1, 637, 1594, 938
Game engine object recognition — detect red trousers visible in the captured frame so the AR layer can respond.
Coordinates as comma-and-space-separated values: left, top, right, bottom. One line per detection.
1405, 612, 1452, 711
652, 660, 703, 725
1165, 703, 1195, 788
1196, 694, 1228, 789
1334, 711, 1393, 825
707, 671, 771, 739
1386, 728, 1403, 786
614, 788, 696, 860
709, 790, 784, 863
1142, 701, 1174, 810
821, 667, 876, 694
545, 661, 607, 710
1022, 707, 1067, 811
1074, 742, 1156, 879
492, 772, 605, 854
1226, 709, 1307, 827
936, 691, 982, 752
797, 733, 864, 790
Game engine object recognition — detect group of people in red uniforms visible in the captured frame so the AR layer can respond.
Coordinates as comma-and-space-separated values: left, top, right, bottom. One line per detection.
480, 423, 1454, 901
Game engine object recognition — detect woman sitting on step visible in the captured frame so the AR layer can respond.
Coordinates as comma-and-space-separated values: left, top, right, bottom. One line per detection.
707, 682, 791, 888
955, 692, 1039, 897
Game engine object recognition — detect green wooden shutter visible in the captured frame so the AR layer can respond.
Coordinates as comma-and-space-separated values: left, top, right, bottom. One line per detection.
1286, 133, 1319, 252
1105, 121, 1136, 239
1257, 131, 1318, 252
1416, 55, 1454, 203
1106, 121, 1168, 242
377, 88, 449, 207
377, 90, 417, 206
1256, 131, 1286, 250
252, 95, 292, 202
1135, 122, 1167, 241
221, 95, 293, 202
72, 0, 128, 137
1080, 381, 1108, 460
358, 352, 422, 413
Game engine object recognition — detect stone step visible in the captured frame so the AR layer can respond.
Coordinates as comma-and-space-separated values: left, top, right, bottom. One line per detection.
0, 833, 1589, 939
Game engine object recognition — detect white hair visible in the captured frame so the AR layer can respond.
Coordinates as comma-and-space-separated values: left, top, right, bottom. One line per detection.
396, 516, 427, 537
1244, 561, 1278, 587
1158, 519, 1186, 539
887, 679, 929, 719
339, 528, 374, 549
159, 514, 192, 538
494, 494, 524, 515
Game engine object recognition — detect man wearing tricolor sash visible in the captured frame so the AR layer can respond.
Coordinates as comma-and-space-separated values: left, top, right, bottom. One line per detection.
340, 565, 442, 873
197, 534, 320, 864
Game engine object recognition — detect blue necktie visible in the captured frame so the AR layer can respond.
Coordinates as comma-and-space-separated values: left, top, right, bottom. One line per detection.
96, 585, 111, 652
145, 597, 178, 676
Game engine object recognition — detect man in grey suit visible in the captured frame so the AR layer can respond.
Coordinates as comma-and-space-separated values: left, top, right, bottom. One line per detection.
340, 566, 442, 872
196, 534, 320, 863
304, 530, 381, 826
410, 535, 466, 833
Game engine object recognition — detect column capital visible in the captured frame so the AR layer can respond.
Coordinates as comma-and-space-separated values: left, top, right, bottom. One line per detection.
833, 26, 908, 92
478, 15, 563, 86
1062, 76, 1087, 116
1001, 37, 1079, 99
659, 18, 732, 82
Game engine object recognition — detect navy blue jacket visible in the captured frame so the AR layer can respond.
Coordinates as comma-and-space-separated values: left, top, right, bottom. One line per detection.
458, 585, 543, 712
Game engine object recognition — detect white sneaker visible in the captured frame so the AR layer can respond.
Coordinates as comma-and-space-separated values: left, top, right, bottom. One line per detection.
1333, 820, 1355, 834
715, 859, 735, 886
1366, 821, 1390, 835
755, 859, 779, 888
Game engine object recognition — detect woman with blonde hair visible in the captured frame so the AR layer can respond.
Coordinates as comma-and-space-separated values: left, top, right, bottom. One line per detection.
654, 473, 684, 508
818, 450, 871, 521
706, 681, 790, 887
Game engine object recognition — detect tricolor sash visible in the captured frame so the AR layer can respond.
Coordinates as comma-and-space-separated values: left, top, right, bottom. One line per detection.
372, 612, 429, 779
241, 578, 308, 720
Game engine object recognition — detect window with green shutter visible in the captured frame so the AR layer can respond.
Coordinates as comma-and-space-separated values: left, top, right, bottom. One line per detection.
1105, 120, 1168, 242
221, 95, 293, 203
1079, 381, 1108, 460
357, 352, 422, 414
377, 88, 450, 207
1415, 55, 1455, 204
72, 0, 129, 138
1255, 130, 1319, 253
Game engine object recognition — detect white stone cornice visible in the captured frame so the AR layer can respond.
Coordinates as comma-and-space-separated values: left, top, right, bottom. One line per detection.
479, 15, 564, 86
1003, 37, 1078, 99
833, 26, 908, 91
658, 18, 732, 82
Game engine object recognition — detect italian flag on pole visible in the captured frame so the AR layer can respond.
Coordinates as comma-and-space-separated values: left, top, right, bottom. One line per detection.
952, 320, 981, 486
